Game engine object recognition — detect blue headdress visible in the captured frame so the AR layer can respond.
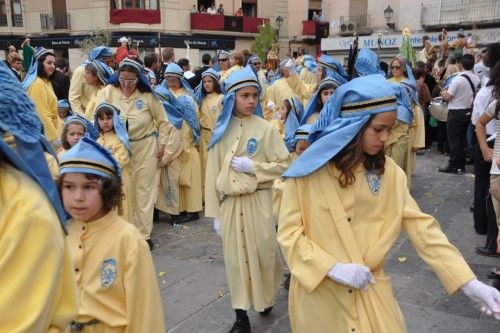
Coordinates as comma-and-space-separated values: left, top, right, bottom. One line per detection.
57, 99, 72, 113
93, 102, 131, 154
388, 59, 418, 124
155, 85, 200, 144
284, 74, 397, 178
301, 77, 341, 125
90, 60, 114, 85
208, 66, 262, 149
59, 137, 121, 180
355, 47, 385, 77
64, 114, 100, 141
294, 124, 312, 141
107, 58, 156, 96
194, 68, 220, 104
284, 97, 304, 152
0, 61, 67, 228
318, 54, 348, 84
81, 46, 113, 67
303, 55, 318, 73
163, 62, 194, 96
21, 47, 52, 90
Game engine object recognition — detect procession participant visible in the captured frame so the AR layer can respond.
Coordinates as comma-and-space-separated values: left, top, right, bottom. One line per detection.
205, 66, 291, 332
96, 58, 170, 249
58, 137, 165, 332
283, 59, 318, 106
300, 77, 340, 125
317, 53, 348, 84
266, 58, 297, 121
57, 99, 73, 121
83, 60, 114, 121
69, 46, 113, 115
154, 85, 184, 224
225, 51, 245, 78
195, 68, 223, 197
0, 61, 78, 331
248, 54, 269, 113
278, 74, 500, 332
278, 96, 303, 152
23, 47, 60, 144
265, 50, 279, 85
299, 55, 319, 85
58, 115, 98, 160
93, 102, 133, 223
163, 62, 202, 221
218, 50, 233, 83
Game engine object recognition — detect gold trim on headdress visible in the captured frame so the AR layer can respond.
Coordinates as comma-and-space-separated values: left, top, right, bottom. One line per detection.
341, 96, 397, 114
59, 159, 115, 176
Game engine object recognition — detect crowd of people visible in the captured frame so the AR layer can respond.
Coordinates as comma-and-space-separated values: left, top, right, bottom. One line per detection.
2, 28, 500, 332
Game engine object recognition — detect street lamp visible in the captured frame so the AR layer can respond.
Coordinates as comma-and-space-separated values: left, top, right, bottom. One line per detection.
384, 5, 395, 30
274, 16, 284, 55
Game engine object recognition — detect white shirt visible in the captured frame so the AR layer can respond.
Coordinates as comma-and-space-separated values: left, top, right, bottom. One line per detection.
447, 70, 480, 110
207, 7, 217, 14
472, 85, 496, 135
485, 100, 500, 174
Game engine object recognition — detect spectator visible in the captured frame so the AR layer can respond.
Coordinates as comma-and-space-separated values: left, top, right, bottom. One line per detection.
207, 3, 216, 15
144, 52, 160, 87
217, 4, 224, 15
199, 5, 206, 13
439, 54, 480, 173
156, 47, 175, 85
52, 58, 70, 100
194, 53, 211, 87
177, 58, 197, 89
235, 7, 243, 16
6, 52, 23, 81
191, 4, 198, 13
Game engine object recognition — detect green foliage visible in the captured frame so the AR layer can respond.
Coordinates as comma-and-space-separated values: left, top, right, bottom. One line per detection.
78, 29, 112, 58
251, 24, 277, 61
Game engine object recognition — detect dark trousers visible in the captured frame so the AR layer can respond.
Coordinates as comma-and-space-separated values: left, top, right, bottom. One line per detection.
446, 108, 470, 168
484, 194, 499, 253
437, 120, 449, 153
473, 142, 493, 234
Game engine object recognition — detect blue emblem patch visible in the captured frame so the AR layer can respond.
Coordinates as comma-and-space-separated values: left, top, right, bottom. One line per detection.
247, 138, 257, 155
211, 106, 218, 113
101, 258, 117, 288
135, 99, 144, 110
365, 170, 381, 195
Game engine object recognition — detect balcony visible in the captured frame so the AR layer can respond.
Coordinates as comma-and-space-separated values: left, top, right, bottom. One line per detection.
302, 20, 330, 40
12, 13, 22, 27
110, 9, 160, 24
0, 14, 7, 26
40, 12, 70, 30
190, 13, 269, 34
421, 0, 500, 29
339, 14, 373, 36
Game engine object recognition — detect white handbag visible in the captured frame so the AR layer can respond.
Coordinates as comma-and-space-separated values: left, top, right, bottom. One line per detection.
429, 97, 448, 122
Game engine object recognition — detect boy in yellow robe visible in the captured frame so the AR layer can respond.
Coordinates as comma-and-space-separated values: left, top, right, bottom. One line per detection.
0, 62, 78, 331
205, 66, 291, 332
278, 74, 500, 332
58, 137, 165, 332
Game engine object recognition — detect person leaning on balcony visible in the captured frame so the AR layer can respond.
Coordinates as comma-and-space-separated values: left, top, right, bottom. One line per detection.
217, 4, 224, 15
207, 4, 217, 15
191, 4, 198, 13
68, 46, 114, 116
235, 7, 243, 16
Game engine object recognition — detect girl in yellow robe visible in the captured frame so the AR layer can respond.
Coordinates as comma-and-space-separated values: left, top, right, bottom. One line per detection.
205, 66, 291, 332
278, 74, 500, 333
83, 60, 114, 121
163, 62, 202, 221
93, 102, 133, 223
58, 137, 165, 332
300, 77, 340, 125
196, 68, 223, 198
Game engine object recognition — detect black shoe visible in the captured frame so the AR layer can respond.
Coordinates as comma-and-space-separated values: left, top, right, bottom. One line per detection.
283, 274, 290, 290
146, 239, 154, 251
475, 247, 500, 257
178, 212, 200, 223
259, 306, 273, 317
415, 150, 425, 156
439, 164, 459, 173
487, 271, 500, 279
229, 310, 250, 333
170, 215, 181, 225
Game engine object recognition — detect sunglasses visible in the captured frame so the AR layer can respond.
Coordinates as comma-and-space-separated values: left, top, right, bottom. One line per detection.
251, 62, 261, 66
219, 58, 228, 62
391, 66, 401, 70
119, 78, 138, 85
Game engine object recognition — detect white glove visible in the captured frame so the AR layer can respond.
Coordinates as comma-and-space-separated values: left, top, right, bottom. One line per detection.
213, 218, 221, 235
461, 279, 500, 319
266, 100, 276, 111
231, 156, 254, 173
284, 59, 296, 75
327, 263, 375, 291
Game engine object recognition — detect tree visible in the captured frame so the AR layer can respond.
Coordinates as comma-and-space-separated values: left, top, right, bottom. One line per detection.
78, 29, 112, 58
251, 23, 277, 62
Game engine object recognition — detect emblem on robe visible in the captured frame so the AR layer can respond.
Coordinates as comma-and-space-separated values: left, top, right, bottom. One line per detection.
211, 106, 218, 113
365, 170, 381, 195
247, 138, 257, 155
101, 258, 117, 288
135, 99, 144, 110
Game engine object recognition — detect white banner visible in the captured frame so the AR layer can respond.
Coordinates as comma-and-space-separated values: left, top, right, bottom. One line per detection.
321, 28, 500, 51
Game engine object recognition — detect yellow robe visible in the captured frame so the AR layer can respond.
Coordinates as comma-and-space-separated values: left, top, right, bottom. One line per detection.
205, 114, 291, 311
405, 104, 426, 188
96, 85, 170, 240
277, 158, 475, 333
156, 124, 183, 215
299, 68, 318, 85
172, 88, 203, 213
84, 85, 105, 122
27, 77, 60, 142
0, 163, 78, 332
286, 74, 317, 107
199, 92, 223, 197
265, 78, 297, 122
45, 152, 60, 180
97, 131, 132, 223
69, 66, 98, 116
66, 211, 165, 332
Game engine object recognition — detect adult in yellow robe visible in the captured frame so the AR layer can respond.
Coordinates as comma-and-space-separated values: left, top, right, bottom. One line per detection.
82, 60, 114, 121
265, 77, 297, 121
96, 58, 170, 243
278, 74, 498, 333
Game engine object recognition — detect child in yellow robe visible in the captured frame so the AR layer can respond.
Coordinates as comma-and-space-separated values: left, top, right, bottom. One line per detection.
205, 66, 291, 332
278, 74, 500, 332
58, 137, 165, 332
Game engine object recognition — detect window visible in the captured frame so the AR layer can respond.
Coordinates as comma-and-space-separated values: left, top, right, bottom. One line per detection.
122, 0, 145, 9
0, 1, 7, 27
242, 0, 256, 17
10, 0, 22, 27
